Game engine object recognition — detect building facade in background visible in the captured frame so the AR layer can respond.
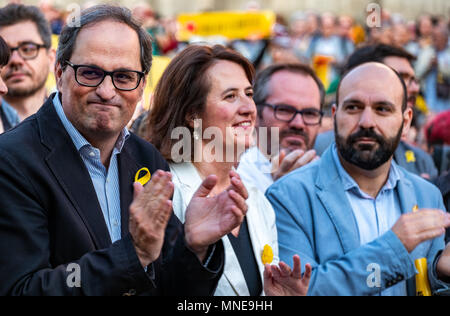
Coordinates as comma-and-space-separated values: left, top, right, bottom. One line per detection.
1, 0, 449, 21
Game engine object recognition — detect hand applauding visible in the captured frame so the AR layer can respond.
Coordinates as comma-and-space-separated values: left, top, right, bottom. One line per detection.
184, 170, 249, 261
264, 255, 312, 296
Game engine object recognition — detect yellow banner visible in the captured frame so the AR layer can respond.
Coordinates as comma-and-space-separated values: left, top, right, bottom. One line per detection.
142, 55, 172, 109
44, 34, 60, 94
177, 11, 275, 41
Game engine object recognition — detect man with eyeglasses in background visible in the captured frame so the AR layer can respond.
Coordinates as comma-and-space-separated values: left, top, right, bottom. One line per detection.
0, 4, 55, 121
238, 63, 325, 194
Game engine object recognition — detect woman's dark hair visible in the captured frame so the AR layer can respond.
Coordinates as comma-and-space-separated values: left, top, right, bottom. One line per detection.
145, 44, 255, 162
0, 36, 10, 66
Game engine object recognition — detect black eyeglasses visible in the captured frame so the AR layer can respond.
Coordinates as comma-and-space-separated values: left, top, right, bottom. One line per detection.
65, 61, 145, 91
399, 72, 419, 87
10, 42, 47, 60
260, 103, 324, 125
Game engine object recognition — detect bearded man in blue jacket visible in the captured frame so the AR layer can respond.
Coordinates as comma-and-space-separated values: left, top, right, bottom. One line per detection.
267, 62, 450, 296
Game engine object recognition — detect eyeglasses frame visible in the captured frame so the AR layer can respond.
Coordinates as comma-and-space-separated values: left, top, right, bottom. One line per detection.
259, 103, 324, 125
9, 42, 48, 60
64, 60, 145, 92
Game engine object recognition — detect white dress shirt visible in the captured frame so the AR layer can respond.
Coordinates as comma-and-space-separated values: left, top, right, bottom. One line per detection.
237, 146, 274, 194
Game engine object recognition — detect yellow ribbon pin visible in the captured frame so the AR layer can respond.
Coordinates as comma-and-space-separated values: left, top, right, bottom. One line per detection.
135, 168, 151, 186
405, 150, 416, 164
413, 205, 419, 213
261, 244, 274, 265
415, 258, 432, 296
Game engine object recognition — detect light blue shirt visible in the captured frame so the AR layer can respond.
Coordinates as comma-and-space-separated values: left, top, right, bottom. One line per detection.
332, 145, 407, 296
53, 93, 129, 243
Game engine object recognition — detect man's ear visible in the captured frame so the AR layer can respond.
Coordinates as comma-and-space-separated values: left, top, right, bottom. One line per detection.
140, 74, 147, 92
47, 48, 56, 74
136, 74, 147, 103
55, 61, 63, 91
401, 107, 413, 138
331, 103, 337, 119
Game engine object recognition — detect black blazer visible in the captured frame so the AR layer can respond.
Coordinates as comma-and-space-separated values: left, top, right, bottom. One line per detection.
435, 172, 450, 244
0, 95, 224, 296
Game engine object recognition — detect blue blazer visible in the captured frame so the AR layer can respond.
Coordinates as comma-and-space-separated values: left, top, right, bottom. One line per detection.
266, 145, 450, 296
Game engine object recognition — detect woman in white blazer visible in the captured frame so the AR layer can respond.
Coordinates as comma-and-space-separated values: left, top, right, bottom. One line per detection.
143, 45, 311, 296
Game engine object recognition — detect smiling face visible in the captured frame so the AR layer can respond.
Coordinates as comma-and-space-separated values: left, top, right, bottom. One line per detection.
0, 20, 54, 98
259, 70, 322, 153
55, 20, 145, 142
334, 63, 412, 170
200, 60, 256, 158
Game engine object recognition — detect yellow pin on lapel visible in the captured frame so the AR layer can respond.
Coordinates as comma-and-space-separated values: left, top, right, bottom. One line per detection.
405, 150, 416, 164
413, 205, 419, 213
135, 168, 151, 186
261, 244, 274, 265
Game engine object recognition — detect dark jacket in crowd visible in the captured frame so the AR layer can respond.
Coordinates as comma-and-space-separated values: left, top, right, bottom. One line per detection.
435, 172, 450, 244
0, 96, 224, 296
0, 99, 20, 132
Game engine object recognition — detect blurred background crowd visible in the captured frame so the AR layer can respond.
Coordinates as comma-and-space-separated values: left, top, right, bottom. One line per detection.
0, 0, 449, 174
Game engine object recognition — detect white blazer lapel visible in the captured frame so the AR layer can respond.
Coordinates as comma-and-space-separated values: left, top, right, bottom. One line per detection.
246, 198, 266, 283
171, 163, 250, 296
245, 187, 279, 296
221, 236, 250, 296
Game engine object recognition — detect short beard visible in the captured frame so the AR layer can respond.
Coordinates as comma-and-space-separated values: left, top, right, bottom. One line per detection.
258, 115, 312, 153
6, 76, 47, 98
334, 120, 403, 171
279, 127, 310, 148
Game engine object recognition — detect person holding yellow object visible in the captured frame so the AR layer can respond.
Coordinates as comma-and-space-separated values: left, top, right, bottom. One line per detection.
144, 44, 311, 296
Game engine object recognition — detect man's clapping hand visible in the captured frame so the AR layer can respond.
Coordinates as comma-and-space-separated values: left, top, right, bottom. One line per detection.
392, 209, 450, 253
272, 149, 319, 181
264, 255, 312, 296
129, 170, 174, 268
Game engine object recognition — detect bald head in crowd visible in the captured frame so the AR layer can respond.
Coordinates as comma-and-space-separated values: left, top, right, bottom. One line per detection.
334, 62, 412, 171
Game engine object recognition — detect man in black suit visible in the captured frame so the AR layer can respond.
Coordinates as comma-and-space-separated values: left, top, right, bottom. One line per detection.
0, 5, 249, 296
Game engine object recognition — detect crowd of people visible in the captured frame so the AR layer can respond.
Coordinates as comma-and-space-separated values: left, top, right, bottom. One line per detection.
12, 0, 448, 152
0, 1, 449, 296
